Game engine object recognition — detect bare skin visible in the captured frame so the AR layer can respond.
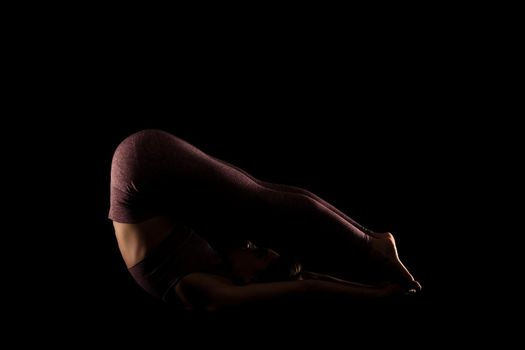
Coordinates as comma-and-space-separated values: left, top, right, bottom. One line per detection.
113, 216, 178, 268
368, 231, 422, 291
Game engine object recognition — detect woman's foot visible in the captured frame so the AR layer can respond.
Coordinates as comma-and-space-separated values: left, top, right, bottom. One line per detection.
368, 232, 422, 292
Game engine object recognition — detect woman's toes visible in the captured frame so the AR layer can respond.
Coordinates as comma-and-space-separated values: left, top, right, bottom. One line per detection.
406, 279, 422, 292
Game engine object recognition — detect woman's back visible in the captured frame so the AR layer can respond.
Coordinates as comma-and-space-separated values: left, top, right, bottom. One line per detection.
114, 216, 179, 268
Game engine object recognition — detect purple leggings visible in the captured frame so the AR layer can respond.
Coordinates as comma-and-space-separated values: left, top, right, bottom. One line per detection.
110, 129, 374, 277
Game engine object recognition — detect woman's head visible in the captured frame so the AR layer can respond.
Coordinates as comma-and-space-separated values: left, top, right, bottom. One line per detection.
226, 241, 302, 285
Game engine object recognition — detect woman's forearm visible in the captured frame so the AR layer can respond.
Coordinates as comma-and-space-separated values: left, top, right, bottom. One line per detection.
301, 271, 375, 288
307, 279, 396, 299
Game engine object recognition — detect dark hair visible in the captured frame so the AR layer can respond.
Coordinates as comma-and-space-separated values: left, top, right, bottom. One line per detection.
257, 255, 302, 283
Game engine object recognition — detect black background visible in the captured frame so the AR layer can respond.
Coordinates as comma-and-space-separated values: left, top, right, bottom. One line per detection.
45, 118, 451, 340
9, 9, 500, 345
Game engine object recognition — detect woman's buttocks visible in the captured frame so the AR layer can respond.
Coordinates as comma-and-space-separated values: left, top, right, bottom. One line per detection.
109, 130, 195, 223
111, 129, 187, 185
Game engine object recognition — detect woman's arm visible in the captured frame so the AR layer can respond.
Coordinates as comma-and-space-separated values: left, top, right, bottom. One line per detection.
300, 271, 375, 287
175, 272, 405, 312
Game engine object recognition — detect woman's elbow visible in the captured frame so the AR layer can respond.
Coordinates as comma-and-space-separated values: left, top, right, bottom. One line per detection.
177, 274, 236, 312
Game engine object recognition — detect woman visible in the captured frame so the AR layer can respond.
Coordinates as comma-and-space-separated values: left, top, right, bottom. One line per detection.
109, 129, 421, 311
